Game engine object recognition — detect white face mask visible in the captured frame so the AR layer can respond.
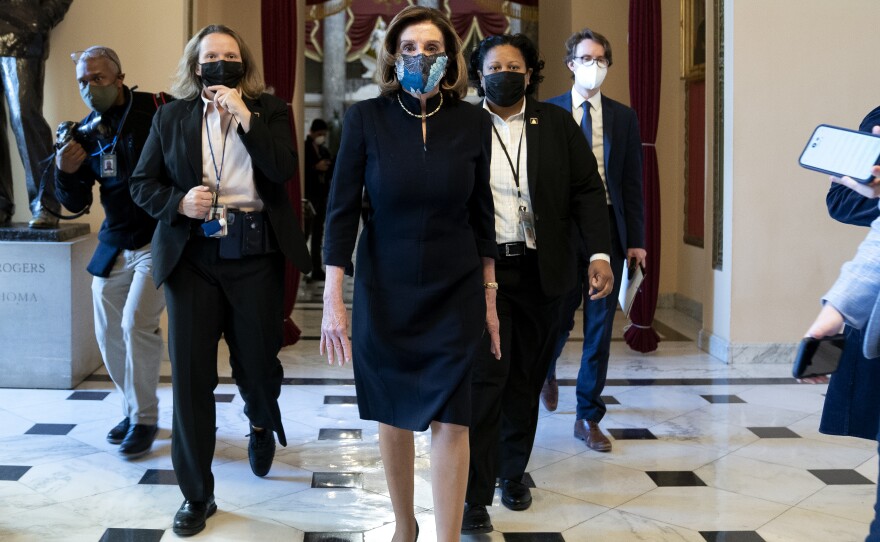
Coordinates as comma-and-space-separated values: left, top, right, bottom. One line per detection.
314, 135, 326, 146
574, 63, 607, 91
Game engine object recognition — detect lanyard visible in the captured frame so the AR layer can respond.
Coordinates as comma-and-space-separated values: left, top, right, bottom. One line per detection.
491, 120, 526, 200
91, 86, 136, 157
205, 109, 234, 194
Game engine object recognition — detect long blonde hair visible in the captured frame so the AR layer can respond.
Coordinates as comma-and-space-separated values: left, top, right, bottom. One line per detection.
170, 24, 265, 100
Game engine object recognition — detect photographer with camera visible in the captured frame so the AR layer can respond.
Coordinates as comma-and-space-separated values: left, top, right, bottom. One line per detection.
55, 45, 171, 459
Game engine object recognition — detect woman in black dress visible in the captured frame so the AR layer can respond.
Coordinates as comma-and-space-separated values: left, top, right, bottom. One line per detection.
320, 6, 500, 542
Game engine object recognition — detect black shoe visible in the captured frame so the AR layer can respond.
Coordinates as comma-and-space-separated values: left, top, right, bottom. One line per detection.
173, 496, 217, 536
106, 418, 130, 444
500, 478, 532, 511
119, 424, 158, 459
248, 427, 275, 477
461, 503, 493, 534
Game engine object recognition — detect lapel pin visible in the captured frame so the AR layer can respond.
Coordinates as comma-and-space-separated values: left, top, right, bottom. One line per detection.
529, 117, 538, 125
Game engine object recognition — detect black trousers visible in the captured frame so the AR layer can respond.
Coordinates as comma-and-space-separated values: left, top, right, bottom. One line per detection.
164, 237, 286, 502
466, 251, 562, 505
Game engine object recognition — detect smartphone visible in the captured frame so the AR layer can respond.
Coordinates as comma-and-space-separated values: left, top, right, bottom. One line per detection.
799, 124, 880, 183
792, 334, 846, 379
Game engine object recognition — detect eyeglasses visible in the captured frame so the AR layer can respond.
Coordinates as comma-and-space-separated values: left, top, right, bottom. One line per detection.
573, 56, 609, 68
71, 47, 122, 74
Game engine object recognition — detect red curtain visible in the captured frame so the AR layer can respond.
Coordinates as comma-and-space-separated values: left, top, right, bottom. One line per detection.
261, 0, 305, 346
625, 0, 662, 352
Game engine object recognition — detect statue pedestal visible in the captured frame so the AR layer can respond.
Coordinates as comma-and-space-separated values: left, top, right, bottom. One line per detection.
0, 223, 101, 389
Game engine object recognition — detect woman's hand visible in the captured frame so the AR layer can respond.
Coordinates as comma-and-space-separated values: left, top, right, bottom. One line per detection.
798, 304, 844, 384
320, 266, 352, 366
486, 289, 501, 360
206, 85, 253, 132
830, 126, 880, 198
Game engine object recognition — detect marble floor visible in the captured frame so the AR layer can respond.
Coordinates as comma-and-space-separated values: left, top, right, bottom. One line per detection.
0, 280, 876, 541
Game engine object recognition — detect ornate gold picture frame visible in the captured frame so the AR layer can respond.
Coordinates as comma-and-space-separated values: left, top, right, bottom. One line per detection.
681, 0, 706, 80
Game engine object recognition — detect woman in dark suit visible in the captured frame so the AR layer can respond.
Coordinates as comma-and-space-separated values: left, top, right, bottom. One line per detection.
130, 24, 310, 536
461, 34, 614, 534
320, 6, 499, 541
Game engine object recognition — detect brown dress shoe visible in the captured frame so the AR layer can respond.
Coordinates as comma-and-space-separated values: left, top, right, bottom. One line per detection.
540, 377, 559, 411
574, 419, 612, 452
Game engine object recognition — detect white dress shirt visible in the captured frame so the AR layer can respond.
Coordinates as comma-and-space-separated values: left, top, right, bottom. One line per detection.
201, 94, 263, 211
484, 100, 535, 245
570, 88, 611, 205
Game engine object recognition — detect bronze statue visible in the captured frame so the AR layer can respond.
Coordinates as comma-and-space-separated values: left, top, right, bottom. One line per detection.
0, 0, 73, 228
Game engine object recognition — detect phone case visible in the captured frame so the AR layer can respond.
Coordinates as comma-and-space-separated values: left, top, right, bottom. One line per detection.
791, 334, 846, 379
799, 124, 880, 183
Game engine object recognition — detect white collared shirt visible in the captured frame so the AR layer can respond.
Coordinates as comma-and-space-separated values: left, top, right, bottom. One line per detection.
484, 100, 534, 245
571, 88, 611, 205
201, 94, 263, 211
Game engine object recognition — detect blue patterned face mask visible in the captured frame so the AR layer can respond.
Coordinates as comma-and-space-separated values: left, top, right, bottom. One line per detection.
395, 52, 448, 95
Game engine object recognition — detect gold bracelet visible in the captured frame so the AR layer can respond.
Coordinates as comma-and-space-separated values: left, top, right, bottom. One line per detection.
483, 282, 499, 289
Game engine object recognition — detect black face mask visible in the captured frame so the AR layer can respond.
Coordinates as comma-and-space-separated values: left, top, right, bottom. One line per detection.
483, 71, 527, 107
200, 60, 245, 88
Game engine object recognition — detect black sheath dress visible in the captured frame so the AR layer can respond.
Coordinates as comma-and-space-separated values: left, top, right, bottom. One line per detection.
323, 91, 496, 431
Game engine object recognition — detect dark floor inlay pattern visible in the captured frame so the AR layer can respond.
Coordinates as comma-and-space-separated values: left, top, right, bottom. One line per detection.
312, 472, 363, 489
747, 427, 800, 438
138, 469, 179, 485
646, 471, 706, 487
214, 393, 235, 403
503, 533, 566, 542
701, 532, 767, 542
25, 423, 76, 435
0, 465, 31, 481
808, 469, 875, 485
608, 428, 656, 440
324, 395, 358, 405
67, 391, 110, 401
701, 394, 746, 404
303, 533, 363, 542
318, 428, 362, 440
99, 528, 165, 542
600, 395, 620, 405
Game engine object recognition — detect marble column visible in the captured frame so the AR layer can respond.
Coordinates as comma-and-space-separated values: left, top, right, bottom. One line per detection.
322, 10, 346, 122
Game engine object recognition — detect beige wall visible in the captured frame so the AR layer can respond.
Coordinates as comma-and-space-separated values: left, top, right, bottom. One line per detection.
711, 0, 880, 350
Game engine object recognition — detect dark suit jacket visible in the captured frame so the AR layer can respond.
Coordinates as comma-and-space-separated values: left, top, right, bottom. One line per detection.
130, 92, 311, 285
519, 96, 612, 297
545, 91, 645, 254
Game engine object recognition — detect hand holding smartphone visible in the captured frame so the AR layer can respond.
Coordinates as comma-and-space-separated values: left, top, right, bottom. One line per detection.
799, 124, 880, 183
792, 334, 846, 379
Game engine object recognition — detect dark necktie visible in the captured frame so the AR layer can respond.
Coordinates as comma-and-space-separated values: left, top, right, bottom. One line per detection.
581, 102, 593, 148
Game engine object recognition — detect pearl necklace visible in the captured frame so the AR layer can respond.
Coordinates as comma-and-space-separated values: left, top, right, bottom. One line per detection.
397, 92, 443, 119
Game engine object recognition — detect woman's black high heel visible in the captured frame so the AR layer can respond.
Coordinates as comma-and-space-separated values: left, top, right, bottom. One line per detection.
414, 521, 419, 542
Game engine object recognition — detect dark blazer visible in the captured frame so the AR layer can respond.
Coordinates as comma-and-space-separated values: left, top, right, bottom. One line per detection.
545, 91, 645, 254
520, 96, 612, 297
130, 92, 311, 285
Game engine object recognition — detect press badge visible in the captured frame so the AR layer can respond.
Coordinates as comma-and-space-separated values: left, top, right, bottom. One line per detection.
519, 205, 537, 249
202, 204, 228, 238
100, 153, 117, 178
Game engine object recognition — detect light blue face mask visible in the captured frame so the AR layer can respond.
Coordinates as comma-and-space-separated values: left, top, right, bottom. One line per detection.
395, 52, 448, 95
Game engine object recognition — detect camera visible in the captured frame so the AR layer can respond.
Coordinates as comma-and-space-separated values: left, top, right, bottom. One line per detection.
55, 115, 113, 153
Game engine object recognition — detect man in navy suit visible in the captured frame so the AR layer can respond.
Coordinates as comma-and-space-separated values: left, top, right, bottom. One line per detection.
543, 28, 646, 452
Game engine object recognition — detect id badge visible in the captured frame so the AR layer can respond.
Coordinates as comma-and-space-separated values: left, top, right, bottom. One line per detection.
203, 204, 228, 238
519, 205, 537, 249
100, 153, 117, 178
